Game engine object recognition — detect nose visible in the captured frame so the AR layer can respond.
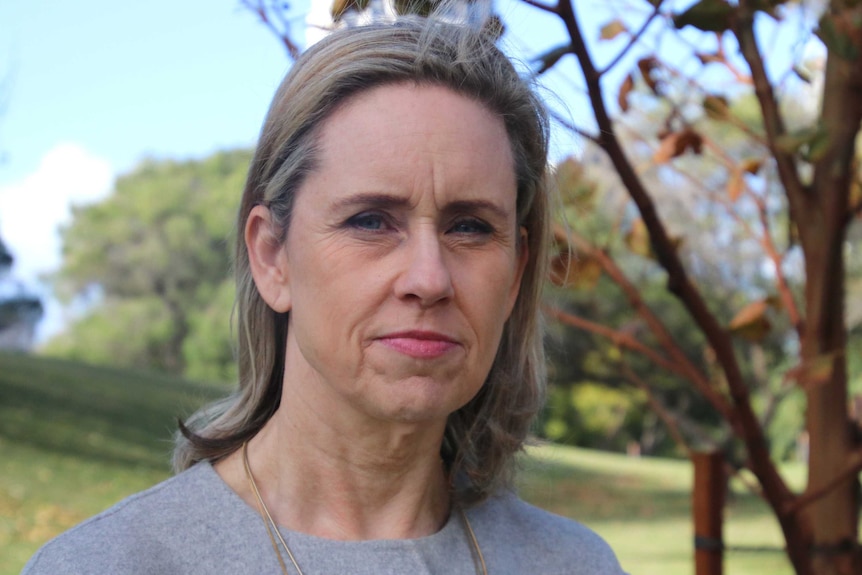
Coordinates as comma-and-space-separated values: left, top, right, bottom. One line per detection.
394, 228, 454, 307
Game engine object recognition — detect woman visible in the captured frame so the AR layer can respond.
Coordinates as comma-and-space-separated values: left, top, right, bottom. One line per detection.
24, 15, 625, 575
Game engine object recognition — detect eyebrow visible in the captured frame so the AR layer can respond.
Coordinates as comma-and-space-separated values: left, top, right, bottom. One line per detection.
332, 193, 510, 220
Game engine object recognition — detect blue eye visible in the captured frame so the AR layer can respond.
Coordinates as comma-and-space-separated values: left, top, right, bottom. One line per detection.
449, 218, 493, 235
347, 212, 386, 231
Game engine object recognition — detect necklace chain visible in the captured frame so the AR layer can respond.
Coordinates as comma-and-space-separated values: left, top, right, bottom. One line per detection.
241, 442, 488, 575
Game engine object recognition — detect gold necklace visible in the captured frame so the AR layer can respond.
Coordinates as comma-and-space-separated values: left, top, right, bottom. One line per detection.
241, 442, 488, 575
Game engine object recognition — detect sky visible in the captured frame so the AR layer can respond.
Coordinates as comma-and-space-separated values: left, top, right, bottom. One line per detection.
0, 0, 816, 342
0, 0, 322, 339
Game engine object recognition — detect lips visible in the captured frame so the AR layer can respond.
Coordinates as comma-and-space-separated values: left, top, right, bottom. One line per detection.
376, 330, 460, 359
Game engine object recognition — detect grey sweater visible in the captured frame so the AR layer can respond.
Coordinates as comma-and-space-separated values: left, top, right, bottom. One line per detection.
22, 462, 626, 574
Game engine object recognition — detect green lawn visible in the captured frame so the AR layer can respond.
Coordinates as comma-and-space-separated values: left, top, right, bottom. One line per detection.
1, 351, 798, 574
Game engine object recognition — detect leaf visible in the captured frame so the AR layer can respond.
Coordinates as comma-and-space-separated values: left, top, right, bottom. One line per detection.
816, 14, 859, 61
703, 94, 730, 121
740, 158, 764, 175
637, 57, 662, 95
696, 52, 724, 65
534, 44, 573, 75
554, 157, 596, 211
548, 248, 603, 290
728, 299, 771, 342
624, 218, 653, 259
482, 14, 505, 40
600, 19, 628, 41
727, 158, 762, 203
673, 0, 734, 33
775, 125, 831, 161
783, 353, 839, 390
727, 169, 744, 203
331, 0, 370, 20
618, 73, 635, 113
792, 65, 813, 84
653, 128, 704, 164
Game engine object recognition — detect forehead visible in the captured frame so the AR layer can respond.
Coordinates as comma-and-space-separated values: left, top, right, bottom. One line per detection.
305, 82, 516, 208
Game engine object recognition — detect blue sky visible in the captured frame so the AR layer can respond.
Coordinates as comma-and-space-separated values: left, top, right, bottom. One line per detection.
0, 0, 313, 338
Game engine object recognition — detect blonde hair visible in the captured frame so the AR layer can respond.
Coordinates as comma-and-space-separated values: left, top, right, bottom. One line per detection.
174, 15, 550, 503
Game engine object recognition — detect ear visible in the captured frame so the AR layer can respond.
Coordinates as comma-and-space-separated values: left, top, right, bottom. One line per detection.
246, 204, 292, 312
506, 227, 530, 316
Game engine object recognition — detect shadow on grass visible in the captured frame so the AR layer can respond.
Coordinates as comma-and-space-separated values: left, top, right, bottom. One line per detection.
517, 453, 694, 521
0, 352, 223, 471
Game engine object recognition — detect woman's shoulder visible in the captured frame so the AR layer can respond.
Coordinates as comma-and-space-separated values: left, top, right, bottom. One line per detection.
470, 492, 627, 575
21, 462, 244, 574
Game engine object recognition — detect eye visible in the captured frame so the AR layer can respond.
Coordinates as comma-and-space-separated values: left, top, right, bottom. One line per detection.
448, 218, 494, 235
346, 212, 388, 231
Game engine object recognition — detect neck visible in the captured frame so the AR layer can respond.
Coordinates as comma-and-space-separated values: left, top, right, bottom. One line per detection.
216, 380, 452, 541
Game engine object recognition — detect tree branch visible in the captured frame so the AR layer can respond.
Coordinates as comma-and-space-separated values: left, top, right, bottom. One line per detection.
548, 109, 599, 144
555, 0, 795, 511
520, 0, 559, 15
553, 224, 738, 426
241, 0, 302, 60
783, 447, 862, 518
733, 7, 808, 218
598, 2, 662, 77
622, 364, 693, 455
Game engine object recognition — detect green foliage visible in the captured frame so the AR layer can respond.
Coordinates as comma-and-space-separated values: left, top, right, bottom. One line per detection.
46, 150, 251, 381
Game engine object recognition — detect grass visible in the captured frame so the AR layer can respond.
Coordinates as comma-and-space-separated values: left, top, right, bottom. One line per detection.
1, 351, 799, 574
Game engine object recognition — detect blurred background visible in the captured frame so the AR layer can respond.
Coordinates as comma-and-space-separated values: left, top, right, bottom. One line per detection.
2, 1, 861, 574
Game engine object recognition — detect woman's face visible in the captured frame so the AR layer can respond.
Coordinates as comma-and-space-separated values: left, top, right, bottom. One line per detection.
268, 83, 527, 427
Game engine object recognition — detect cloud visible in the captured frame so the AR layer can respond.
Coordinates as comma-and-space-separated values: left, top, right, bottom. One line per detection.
0, 143, 113, 281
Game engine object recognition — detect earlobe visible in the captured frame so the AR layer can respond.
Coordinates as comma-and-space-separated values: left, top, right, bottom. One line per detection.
246, 205, 292, 312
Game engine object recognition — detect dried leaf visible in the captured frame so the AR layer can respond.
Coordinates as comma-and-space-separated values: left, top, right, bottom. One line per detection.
696, 52, 724, 65
600, 19, 628, 41
775, 125, 831, 161
554, 157, 597, 211
703, 94, 730, 121
637, 57, 661, 95
783, 353, 838, 390
792, 65, 813, 84
618, 73, 635, 113
728, 299, 772, 342
653, 128, 703, 164
549, 249, 603, 290
727, 168, 744, 203
740, 158, 764, 175
331, 0, 370, 20
482, 14, 505, 40
673, 0, 734, 33
624, 218, 653, 259
535, 44, 573, 75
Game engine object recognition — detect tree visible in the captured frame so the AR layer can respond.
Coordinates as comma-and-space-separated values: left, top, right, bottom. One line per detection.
244, 1, 862, 573
0, 236, 43, 350
46, 150, 250, 382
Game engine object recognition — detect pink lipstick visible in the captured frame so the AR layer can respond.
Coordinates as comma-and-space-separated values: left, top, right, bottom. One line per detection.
377, 331, 459, 359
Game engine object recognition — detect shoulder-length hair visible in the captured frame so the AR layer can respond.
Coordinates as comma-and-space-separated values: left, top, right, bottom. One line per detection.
174, 14, 550, 503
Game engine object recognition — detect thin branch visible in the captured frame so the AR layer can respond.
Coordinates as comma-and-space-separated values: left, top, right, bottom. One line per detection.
520, 0, 559, 15
753, 190, 803, 332
549, 109, 599, 144
553, 224, 738, 426
598, 3, 662, 76
783, 447, 862, 518
241, 0, 302, 60
733, 8, 809, 216
545, 305, 682, 375
555, 0, 795, 512
622, 365, 693, 455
